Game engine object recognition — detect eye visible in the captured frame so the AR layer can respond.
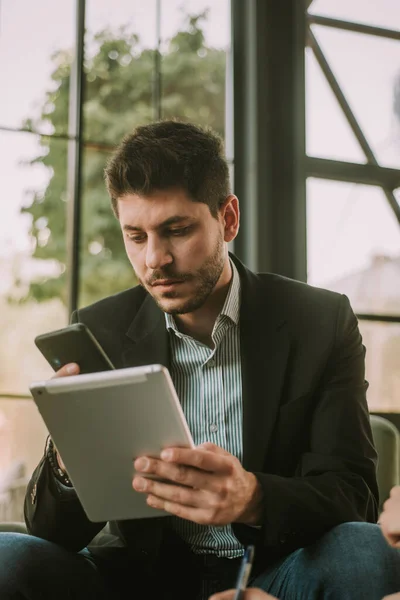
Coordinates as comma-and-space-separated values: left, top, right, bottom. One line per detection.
126, 233, 146, 243
169, 227, 190, 236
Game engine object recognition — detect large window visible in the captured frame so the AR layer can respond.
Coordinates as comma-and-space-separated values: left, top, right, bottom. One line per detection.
0, 0, 231, 521
79, 0, 231, 307
0, 2, 74, 518
306, 0, 400, 412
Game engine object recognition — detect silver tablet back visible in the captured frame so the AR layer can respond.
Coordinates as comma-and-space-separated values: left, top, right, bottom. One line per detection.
29, 364, 194, 522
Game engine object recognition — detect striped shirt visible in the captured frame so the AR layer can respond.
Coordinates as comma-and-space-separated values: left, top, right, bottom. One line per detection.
164, 260, 245, 558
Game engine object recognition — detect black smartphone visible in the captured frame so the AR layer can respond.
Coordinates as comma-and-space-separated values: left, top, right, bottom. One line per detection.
34, 322, 115, 374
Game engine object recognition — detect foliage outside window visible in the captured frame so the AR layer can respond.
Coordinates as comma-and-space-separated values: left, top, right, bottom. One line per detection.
15, 13, 227, 308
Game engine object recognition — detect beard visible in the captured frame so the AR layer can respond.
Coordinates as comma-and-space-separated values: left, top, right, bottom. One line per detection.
139, 236, 226, 315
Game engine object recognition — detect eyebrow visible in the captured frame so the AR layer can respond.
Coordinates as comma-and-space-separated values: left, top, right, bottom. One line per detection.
122, 216, 193, 232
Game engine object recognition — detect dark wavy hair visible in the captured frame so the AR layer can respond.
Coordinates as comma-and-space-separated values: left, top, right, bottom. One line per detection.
104, 120, 231, 218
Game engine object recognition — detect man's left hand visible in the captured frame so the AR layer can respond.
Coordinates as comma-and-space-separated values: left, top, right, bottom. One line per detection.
132, 442, 263, 526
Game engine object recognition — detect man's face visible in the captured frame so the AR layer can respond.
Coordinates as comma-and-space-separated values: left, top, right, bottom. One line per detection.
118, 189, 229, 315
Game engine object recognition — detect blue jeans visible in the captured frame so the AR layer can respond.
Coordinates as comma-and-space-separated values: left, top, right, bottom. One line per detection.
252, 523, 400, 599
0, 523, 400, 599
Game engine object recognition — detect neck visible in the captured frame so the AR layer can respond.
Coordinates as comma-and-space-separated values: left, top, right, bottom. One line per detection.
174, 258, 233, 346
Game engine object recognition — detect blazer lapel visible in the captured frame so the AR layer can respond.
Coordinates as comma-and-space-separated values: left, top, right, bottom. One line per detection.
234, 257, 291, 472
121, 293, 169, 369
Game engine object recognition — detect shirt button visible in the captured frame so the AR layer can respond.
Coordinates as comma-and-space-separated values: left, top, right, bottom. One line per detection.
208, 358, 215, 367
210, 424, 218, 433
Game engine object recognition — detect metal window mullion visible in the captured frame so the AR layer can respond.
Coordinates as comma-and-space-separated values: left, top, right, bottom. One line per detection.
357, 314, 400, 324
307, 14, 400, 42
308, 28, 376, 163
0, 394, 32, 401
306, 157, 400, 189
232, 0, 307, 281
66, 0, 85, 316
308, 27, 400, 225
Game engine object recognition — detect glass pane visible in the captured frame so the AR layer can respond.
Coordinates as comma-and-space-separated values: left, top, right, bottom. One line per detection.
0, 0, 75, 135
0, 130, 68, 395
309, 0, 400, 32
310, 25, 400, 169
359, 321, 400, 413
305, 48, 365, 162
160, 0, 230, 140
395, 187, 400, 207
0, 399, 48, 522
84, 0, 158, 145
78, 148, 136, 308
306, 178, 400, 315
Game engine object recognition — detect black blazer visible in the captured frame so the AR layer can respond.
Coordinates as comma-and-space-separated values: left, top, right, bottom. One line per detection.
24, 254, 378, 567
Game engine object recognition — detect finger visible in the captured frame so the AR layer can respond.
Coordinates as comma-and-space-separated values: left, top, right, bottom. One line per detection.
160, 447, 233, 474
145, 495, 215, 525
386, 533, 400, 547
382, 531, 400, 547
52, 363, 80, 379
54, 449, 67, 472
387, 521, 400, 537
134, 456, 222, 492
133, 477, 203, 507
390, 486, 400, 499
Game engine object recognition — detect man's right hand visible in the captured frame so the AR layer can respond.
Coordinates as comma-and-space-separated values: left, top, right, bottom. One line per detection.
50, 362, 80, 472
209, 589, 278, 600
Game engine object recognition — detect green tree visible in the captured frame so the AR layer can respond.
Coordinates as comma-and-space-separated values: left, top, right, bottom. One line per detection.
17, 12, 226, 307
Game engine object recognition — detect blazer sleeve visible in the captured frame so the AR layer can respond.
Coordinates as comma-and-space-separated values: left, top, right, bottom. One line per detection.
234, 294, 379, 559
24, 309, 106, 551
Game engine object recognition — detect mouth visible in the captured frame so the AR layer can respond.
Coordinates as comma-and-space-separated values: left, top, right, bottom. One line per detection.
151, 279, 184, 291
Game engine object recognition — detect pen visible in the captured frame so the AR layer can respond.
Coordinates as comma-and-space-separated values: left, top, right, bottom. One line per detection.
233, 545, 255, 600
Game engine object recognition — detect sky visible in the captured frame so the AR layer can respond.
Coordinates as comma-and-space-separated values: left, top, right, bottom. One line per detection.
0, 0, 400, 294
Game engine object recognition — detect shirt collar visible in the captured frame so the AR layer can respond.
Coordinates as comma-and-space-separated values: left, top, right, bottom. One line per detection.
164, 258, 241, 333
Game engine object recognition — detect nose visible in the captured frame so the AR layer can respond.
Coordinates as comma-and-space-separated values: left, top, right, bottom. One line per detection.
145, 236, 173, 271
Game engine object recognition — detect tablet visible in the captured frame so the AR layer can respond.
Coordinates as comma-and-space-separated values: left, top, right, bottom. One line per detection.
29, 364, 195, 522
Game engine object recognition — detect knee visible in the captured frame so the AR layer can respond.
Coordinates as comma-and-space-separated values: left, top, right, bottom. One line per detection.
0, 532, 39, 573
0, 531, 32, 560
320, 522, 395, 562
304, 522, 400, 586
0, 532, 57, 590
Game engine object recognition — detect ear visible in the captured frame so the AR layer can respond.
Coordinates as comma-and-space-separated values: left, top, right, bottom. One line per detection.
219, 195, 240, 243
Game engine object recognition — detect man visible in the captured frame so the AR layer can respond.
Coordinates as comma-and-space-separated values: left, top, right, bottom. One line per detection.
0, 120, 400, 599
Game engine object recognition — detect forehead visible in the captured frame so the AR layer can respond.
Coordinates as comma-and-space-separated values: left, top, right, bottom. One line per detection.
117, 190, 210, 229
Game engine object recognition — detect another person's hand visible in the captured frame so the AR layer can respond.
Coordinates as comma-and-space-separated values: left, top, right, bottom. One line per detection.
209, 589, 277, 600
382, 594, 400, 599
50, 362, 80, 472
380, 486, 400, 548
133, 442, 263, 526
